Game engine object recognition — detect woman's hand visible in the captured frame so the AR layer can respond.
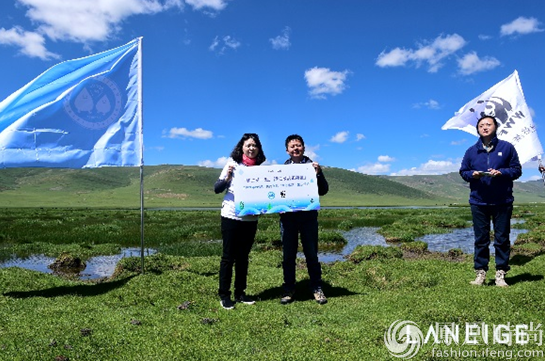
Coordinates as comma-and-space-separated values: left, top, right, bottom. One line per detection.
225, 165, 235, 181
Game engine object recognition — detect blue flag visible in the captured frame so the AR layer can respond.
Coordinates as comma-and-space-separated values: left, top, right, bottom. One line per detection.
0, 37, 143, 168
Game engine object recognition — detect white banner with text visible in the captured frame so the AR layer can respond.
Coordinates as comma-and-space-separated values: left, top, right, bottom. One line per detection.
234, 164, 320, 216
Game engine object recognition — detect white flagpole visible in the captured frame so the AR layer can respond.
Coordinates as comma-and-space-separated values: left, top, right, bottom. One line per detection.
137, 37, 145, 274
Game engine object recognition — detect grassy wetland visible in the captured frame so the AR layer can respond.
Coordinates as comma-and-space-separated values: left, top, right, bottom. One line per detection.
1, 167, 545, 360
1, 205, 545, 360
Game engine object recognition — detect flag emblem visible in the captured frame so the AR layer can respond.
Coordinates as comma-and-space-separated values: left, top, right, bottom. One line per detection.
63, 76, 123, 130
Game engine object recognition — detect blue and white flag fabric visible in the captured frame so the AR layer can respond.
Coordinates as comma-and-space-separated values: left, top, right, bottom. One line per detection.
0, 37, 142, 168
442, 70, 543, 164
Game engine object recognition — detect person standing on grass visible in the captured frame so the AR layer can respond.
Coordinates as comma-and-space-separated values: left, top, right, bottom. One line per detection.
279, 134, 329, 305
459, 115, 522, 287
214, 133, 267, 310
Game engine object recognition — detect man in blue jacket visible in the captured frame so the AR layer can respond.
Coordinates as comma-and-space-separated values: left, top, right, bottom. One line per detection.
460, 115, 522, 287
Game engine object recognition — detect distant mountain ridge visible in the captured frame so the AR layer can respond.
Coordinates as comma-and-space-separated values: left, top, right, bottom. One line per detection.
0, 165, 543, 207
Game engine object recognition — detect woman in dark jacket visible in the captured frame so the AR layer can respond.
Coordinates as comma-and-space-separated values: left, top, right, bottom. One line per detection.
459, 115, 522, 287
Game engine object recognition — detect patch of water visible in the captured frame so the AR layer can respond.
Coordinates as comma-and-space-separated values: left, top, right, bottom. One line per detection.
317, 220, 528, 263
0, 248, 157, 280
316, 227, 388, 263
417, 228, 527, 254
0, 221, 529, 275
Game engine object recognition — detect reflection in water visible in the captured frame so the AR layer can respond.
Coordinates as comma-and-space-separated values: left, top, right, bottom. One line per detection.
0, 248, 156, 280
317, 220, 527, 263
0, 254, 56, 274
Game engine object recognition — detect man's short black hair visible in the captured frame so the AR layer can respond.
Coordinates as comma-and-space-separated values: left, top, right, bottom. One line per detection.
285, 134, 305, 149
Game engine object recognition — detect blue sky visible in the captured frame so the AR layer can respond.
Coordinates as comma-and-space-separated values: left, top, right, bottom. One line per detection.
0, 0, 544, 181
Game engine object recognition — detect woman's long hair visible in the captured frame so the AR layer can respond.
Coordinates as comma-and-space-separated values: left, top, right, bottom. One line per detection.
230, 133, 266, 165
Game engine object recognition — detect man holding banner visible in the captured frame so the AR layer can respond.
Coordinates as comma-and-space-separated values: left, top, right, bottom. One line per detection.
279, 134, 329, 305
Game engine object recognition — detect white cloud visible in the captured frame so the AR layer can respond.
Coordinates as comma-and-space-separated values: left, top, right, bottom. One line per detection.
526, 175, 543, 182
356, 163, 390, 175
356, 133, 366, 141
270, 26, 291, 50
164, 127, 213, 139
500, 16, 544, 36
378, 155, 395, 162
2, 0, 228, 58
427, 99, 440, 109
376, 48, 412, 67
209, 35, 240, 54
17, 0, 183, 43
391, 159, 460, 176
303, 144, 320, 161
304, 66, 350, 99
209, 36, 220, 51
0, 26, 59, 60
457, 51, 501, 75
223, 35, 240, 49
413, 99, 441, 110
198, 156, 229, 168
185, 0, 229, 11
478, 34, 492, 41
450, 139, 467, 146
376, 33, 466, 73
330, 131, 349, 143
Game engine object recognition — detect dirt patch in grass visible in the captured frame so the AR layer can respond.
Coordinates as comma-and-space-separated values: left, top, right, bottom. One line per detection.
402, 249, 468, 262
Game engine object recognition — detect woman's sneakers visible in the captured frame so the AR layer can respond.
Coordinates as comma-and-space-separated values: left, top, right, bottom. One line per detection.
470, 269, 486, 286
495, 270, 509, 287
221, 294, 256, 309
220, 298, 235, 310
470, 269, 509, 287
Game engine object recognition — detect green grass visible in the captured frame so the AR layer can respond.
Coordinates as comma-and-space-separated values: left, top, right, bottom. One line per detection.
2, 251, 545, 360
1, 205, 545, 360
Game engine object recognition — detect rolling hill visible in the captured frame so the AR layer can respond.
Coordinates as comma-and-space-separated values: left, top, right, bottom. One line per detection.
0, 165, 543, 207
388, 172, 545, 204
